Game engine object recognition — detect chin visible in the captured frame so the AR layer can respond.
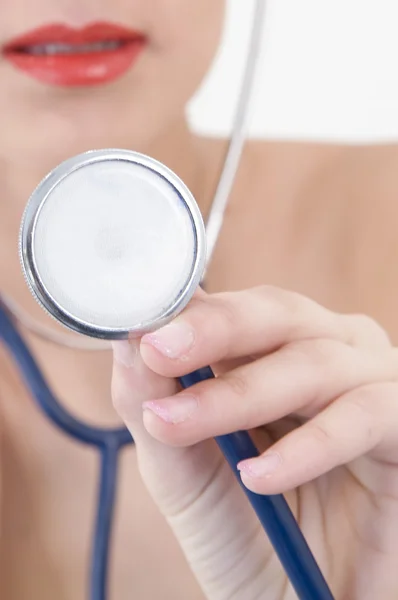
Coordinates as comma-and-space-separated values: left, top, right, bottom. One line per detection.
4, 99, 160, 168
1, 68, 187, 172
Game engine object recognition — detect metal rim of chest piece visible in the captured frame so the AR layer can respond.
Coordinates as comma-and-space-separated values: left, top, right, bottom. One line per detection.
19, 149, 206, 340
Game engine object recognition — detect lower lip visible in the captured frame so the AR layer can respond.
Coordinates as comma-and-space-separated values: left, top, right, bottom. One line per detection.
3, 39, 146, 87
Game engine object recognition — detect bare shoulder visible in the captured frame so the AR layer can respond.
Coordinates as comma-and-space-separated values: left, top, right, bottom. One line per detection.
195, 135, 398, 216
243, 139, 398, 196
334, 143, 398, 200
197, 134, 398, 177
197, 135, 355, 195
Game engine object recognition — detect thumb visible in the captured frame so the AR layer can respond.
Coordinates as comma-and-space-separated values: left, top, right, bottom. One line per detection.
111, 339, 177, 441
111, 339, 220, 516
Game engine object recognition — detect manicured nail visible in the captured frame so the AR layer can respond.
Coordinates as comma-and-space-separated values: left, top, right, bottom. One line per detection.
143, 395, 198, 424
237, 452, 282, 478
111, 341, 139, 368
141, 321, 195, 359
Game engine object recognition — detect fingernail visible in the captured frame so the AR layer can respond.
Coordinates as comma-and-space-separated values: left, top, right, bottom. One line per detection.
237, 452, 282, 478
112, 341, 139, 368
141, 321, 195, 359
143, 395, 198, 424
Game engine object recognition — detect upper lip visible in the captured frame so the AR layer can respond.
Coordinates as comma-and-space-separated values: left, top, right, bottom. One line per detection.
3, 22, 146, 52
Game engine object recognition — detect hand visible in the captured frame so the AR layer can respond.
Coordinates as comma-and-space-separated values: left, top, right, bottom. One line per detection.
111, 286, 398, 600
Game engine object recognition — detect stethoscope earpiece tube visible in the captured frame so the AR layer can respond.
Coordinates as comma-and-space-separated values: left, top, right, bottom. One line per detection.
180, 367, 335, 600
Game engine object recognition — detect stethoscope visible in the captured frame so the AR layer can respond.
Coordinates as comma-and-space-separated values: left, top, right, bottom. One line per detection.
0, 3, 335, 600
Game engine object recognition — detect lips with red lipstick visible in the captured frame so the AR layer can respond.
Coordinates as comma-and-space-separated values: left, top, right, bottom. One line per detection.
2, 23, 147, 86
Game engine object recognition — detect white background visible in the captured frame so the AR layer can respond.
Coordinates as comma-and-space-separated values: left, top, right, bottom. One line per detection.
188, 0, 398, 142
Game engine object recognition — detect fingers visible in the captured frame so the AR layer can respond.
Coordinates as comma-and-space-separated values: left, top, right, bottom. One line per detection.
142, 339, 397, 447
237, 382, 398, 494
139, 286, 349, 377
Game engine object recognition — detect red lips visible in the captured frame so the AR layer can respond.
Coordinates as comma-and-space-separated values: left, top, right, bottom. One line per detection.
3, 22, 147, 86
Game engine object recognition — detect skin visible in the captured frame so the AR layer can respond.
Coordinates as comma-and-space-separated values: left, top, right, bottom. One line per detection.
0, 1, 398, 599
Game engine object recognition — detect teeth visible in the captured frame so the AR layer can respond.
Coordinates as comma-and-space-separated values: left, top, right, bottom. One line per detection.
27, 40, 123, 55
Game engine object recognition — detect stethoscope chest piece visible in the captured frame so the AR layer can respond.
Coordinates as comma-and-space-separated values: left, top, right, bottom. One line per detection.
19, 149, 206, 340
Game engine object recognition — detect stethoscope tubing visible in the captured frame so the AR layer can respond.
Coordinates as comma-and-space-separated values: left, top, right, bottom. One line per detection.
0, 302, 132, 600
180, 368, 335, 600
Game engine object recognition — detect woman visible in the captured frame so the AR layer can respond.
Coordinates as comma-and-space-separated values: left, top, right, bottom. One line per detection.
1, 1, 398, 598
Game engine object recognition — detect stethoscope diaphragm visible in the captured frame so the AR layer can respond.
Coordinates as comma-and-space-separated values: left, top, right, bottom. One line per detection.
19, 149, 206, 339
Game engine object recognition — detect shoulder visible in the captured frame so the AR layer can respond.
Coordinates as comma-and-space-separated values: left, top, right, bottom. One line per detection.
196, 135, 350, 197
244, 139, 398, 192
240, 140, 398, 219
195, 135, 398, 213
196, 134, 398, 171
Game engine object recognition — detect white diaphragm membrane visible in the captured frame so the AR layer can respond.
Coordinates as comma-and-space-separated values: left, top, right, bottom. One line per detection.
32, 160, 197, 330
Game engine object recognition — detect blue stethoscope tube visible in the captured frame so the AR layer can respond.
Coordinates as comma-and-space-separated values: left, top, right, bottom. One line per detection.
0, 302, 131, 600
180, 368, 334, 600
0, 302, 334, 599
